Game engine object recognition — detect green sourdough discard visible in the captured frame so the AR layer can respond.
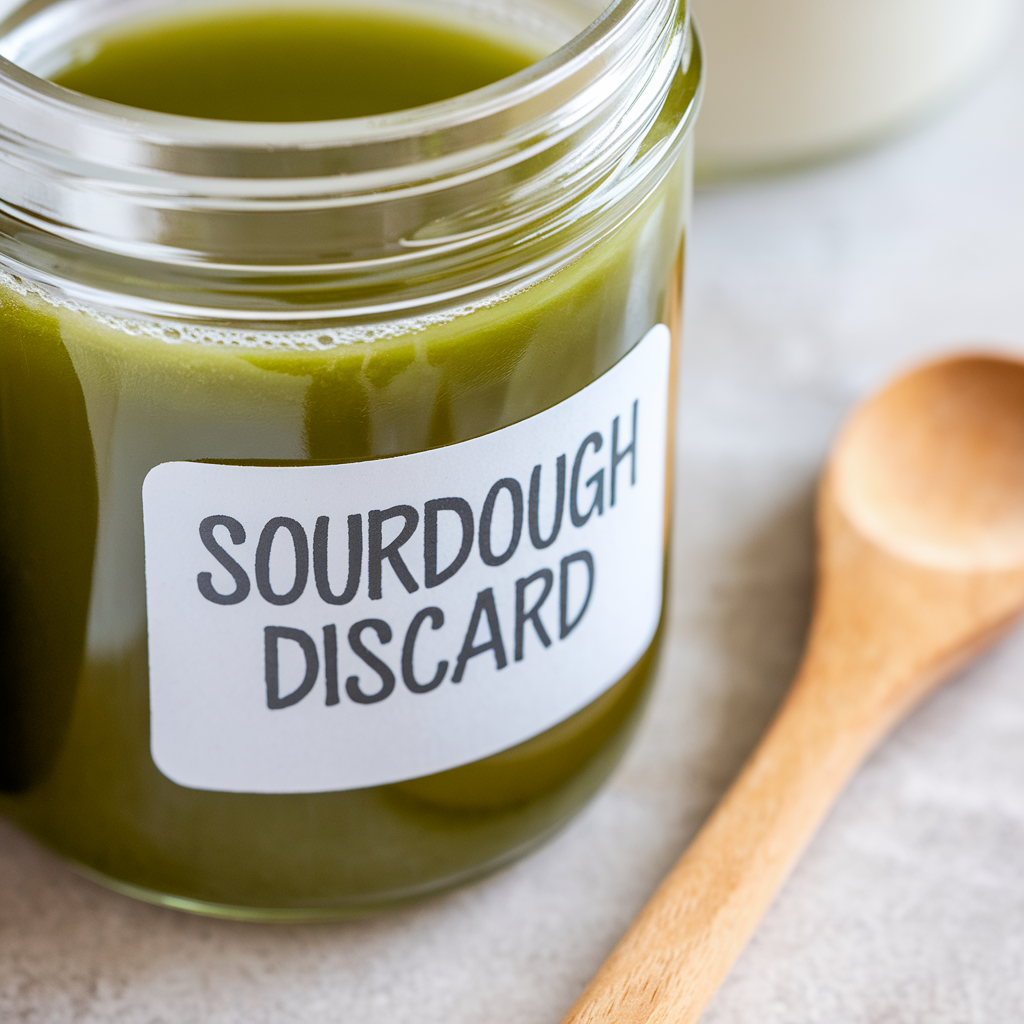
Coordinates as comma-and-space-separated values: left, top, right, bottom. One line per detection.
51, 7, 537, 120
0, 5, 692, 917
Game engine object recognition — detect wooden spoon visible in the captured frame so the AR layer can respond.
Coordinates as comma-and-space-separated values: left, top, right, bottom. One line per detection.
561, 353, 1024, 1024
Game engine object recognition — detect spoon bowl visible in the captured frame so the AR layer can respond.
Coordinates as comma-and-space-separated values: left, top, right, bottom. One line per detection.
835, 354, 1024, 571
562, 352, 1024, 1024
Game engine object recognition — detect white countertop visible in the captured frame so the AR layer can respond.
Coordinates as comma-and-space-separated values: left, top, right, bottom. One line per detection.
4, 25, 1024, 1024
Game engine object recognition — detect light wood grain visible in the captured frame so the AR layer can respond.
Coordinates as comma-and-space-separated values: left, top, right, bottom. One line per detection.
561, 354, 1024, 1024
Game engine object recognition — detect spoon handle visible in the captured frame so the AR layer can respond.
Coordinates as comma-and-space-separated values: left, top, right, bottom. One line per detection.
559, 493, 1022, 1024
558, 642, 891, 1024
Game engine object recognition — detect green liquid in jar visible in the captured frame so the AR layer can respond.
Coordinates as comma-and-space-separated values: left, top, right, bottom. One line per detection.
50, 7, 537, 120
0, 4, 693, 918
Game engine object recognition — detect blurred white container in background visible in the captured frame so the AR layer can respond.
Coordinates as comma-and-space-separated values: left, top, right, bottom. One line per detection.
691, 0, 1020, 177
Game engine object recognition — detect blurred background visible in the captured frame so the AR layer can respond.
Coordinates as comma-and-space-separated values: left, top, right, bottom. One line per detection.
692, 0, 1020, 176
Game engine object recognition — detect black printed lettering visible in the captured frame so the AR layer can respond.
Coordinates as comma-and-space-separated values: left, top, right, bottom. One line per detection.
610, 400, 638, 507
313, 514, 362, 605
368, 506, 420, 600
570, 433, 604, 527
346, 619, 396, 704
559, 550, 595, 639
255, 517, 309, 606
402, 607, 448, 694
424, 498, 474, 588
515, 569, 554, 661
452, 588, 508, 682
197, 515, 250, 605
323, 624, 340, 706
528, 456, 566, 549
479, 478, 524, 567
265, 626, 319, 710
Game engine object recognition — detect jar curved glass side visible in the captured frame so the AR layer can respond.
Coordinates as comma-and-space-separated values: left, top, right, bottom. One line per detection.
0, 0, 702, 918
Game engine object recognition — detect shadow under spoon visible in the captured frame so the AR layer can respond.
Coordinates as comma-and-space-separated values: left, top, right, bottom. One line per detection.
561, 353, 1024, 1023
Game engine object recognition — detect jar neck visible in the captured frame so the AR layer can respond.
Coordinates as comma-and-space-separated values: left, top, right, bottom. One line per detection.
0, 0, 700, 323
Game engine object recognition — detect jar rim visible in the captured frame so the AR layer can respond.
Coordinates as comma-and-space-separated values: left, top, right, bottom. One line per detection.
0, 0, 700, 322
0, 0, 645, 156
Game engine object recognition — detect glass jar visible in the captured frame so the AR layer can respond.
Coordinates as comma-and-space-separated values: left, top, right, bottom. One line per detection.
0, 0, 702, 919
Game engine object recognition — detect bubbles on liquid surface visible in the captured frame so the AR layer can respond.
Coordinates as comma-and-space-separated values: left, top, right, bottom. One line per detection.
0, 265, 543, 352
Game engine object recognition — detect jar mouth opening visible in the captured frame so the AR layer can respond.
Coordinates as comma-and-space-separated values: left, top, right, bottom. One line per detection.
0, 0, 631, 149
0, 0, 699, 323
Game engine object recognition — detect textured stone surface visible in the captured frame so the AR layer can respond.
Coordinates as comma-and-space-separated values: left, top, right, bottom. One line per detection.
4, 24, 1024, 1024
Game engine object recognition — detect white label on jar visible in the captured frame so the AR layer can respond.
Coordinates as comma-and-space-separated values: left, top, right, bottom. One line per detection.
144, 325, 670, 793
